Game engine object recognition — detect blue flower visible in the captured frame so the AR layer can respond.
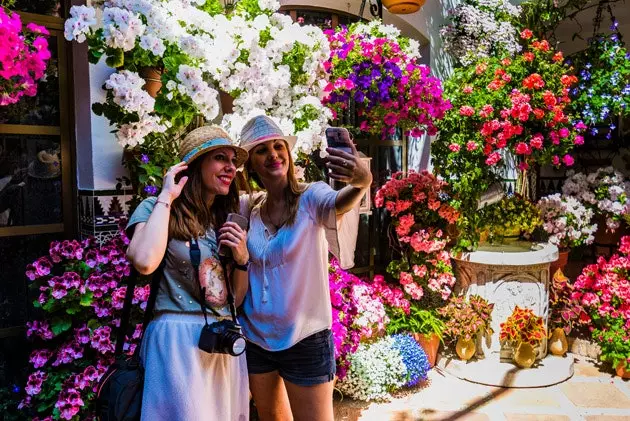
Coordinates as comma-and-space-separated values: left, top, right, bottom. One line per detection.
391, 334, 431, 387
140, 154, 150, 164
144, 185, 158, 196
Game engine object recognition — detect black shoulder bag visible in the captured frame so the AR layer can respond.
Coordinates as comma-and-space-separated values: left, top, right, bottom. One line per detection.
95, 260, 164, 421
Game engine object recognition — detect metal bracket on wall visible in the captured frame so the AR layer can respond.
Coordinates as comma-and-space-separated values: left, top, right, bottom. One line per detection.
359, 0, 383, 19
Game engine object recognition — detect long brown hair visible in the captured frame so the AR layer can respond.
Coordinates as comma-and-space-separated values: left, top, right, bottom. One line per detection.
169, 155, 239, 240
242, 142, 304, 226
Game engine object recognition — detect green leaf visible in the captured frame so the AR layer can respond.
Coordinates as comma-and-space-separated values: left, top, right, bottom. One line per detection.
51, 315, 72, 336
66, 305, 81, 315
80, 291, 94, 306
105, 48, 125, 68
92, 102, 104, 116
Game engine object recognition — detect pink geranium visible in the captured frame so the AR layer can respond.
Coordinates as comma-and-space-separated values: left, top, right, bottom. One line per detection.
0, 8, 51, 106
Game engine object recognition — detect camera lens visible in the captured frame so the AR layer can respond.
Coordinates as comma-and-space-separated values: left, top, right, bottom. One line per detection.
230, 336, 246, 356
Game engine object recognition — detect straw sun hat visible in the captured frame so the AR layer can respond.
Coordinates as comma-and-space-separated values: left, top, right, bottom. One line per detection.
239, 115, 297, 152
179, 126, 248, 168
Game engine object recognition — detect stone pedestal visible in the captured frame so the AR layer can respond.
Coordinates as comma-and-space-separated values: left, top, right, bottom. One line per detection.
453, 242, 558, 360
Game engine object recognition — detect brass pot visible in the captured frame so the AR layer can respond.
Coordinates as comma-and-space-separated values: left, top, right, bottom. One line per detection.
549, 328, 568, 356
514, 342, 537, 368
455, 336, 476, 361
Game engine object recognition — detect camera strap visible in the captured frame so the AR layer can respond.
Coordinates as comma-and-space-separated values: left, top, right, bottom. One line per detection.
218, 254, 239, 323
190, 238, 222, 325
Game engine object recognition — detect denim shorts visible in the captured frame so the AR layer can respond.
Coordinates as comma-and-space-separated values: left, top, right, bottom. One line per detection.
246, 329, 336, 387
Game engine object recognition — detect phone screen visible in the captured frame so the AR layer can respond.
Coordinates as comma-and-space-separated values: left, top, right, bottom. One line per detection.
325, 128, 353, 154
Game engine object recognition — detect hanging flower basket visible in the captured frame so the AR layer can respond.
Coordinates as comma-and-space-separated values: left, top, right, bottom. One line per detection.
382, 0, 425, 15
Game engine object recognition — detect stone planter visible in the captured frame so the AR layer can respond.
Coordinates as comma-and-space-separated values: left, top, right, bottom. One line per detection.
453, 241, 558, 361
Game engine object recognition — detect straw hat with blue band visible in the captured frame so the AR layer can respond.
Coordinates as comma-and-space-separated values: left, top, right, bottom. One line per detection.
179, 126, 248, 167
239, 115, 297, 152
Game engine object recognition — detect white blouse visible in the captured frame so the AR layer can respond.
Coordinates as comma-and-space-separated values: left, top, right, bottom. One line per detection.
239, 182, 359, 351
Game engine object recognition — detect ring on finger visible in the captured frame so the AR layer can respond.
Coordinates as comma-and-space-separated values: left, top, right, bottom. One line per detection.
342, 160, 348, 168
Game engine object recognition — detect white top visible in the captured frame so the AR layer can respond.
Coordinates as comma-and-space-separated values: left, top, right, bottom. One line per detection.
239, 182, 359, 351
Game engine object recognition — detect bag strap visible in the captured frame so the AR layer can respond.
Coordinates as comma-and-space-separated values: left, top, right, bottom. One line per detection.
115, 260, 164, 358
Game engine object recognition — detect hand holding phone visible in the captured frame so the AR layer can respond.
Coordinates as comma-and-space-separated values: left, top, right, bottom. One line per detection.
218, 213, 249, 258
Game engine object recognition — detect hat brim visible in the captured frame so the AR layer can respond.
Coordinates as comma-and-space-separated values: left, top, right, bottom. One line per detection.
240, 135, 297, 152
183, 144, 249, 168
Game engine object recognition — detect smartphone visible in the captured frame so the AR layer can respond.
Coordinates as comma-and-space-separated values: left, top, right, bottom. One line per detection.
219, 213, 249, 257
325, 127, 353, 155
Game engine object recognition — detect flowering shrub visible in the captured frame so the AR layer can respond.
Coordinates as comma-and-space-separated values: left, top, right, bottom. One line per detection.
537, 193, 597, 249
438, 295, 494, 342
499, 306, 546, 346
433, 29, 585, 246
571, 236, 630, 370
390, 334, 430, 387
324, 20, 450, 138
440, 0, 521, 66
16, 230, 149, 420
375, 171, 459, 306
0, 7, 51, 106
336, 336, 407, 401
479, 195, 542, 241
569, 28, 630, 128
562, 167, 630, 232
329, 259, 408, 379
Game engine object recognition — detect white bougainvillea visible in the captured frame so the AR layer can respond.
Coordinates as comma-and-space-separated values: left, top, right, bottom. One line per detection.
440, 0, 521, 66
65, 0, 331, 154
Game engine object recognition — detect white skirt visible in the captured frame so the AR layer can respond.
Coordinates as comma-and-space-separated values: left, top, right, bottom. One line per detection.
140, 313, 249, 421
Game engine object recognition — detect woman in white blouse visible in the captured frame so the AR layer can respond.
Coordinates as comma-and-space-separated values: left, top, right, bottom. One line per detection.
237, 115, 372, 421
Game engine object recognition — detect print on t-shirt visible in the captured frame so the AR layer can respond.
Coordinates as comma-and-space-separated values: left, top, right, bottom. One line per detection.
199, 257, 227, 306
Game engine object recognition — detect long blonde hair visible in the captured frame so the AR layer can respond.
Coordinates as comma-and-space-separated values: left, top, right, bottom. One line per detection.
242, 144, 304, 226
169, 156, 239, 240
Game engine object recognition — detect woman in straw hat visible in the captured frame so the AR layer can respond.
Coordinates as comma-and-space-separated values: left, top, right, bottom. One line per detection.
126, 126, 251, 421
238, 116, 372, 421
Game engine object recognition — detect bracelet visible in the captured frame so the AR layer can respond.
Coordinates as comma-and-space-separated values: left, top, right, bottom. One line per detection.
233, 261, 250, 272
156, 199, 170, 209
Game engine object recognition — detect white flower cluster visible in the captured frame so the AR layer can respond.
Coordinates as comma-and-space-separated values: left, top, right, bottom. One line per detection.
65, 0, 331, 154
104, 70, 155, 117
440, 0, 521, 66
537, 193, 597, 249
562, 167, 630, 231
337, 336, 406, 401
102, 70, 170, 147
351, 284, 389, 337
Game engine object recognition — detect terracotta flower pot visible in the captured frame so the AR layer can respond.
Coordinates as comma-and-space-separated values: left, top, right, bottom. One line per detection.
548, 328, 568, 356
455, 336, 476, 361
514, 342, 537, 368
139, 67, 163, 98
412, 333, 440, 367
549, 249, 569, 281
382, 0, 425, 14
219, 90, 235, 115
616, 363, 630, 379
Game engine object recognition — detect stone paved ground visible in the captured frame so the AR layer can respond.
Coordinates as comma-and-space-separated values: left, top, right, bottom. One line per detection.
333, 356, 630, 421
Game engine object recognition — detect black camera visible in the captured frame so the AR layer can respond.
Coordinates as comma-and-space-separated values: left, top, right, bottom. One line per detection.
198, 319, 246, 356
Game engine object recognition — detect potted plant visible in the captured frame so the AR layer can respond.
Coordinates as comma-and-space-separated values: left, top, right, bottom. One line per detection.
386, 303, 445, 367
562, 167, 630, 251
0, 6, 51, 106
537, 193, 597, 276
572, 235, 630, 377
592, 323, 630, 379
438, 295, 494, 361
375, 170, 460, 308
548, 269, 579, 356
479, 195, 542, 243
499, 306, 546, 368
324, 20, 450, 138
433, 29, 586, 250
